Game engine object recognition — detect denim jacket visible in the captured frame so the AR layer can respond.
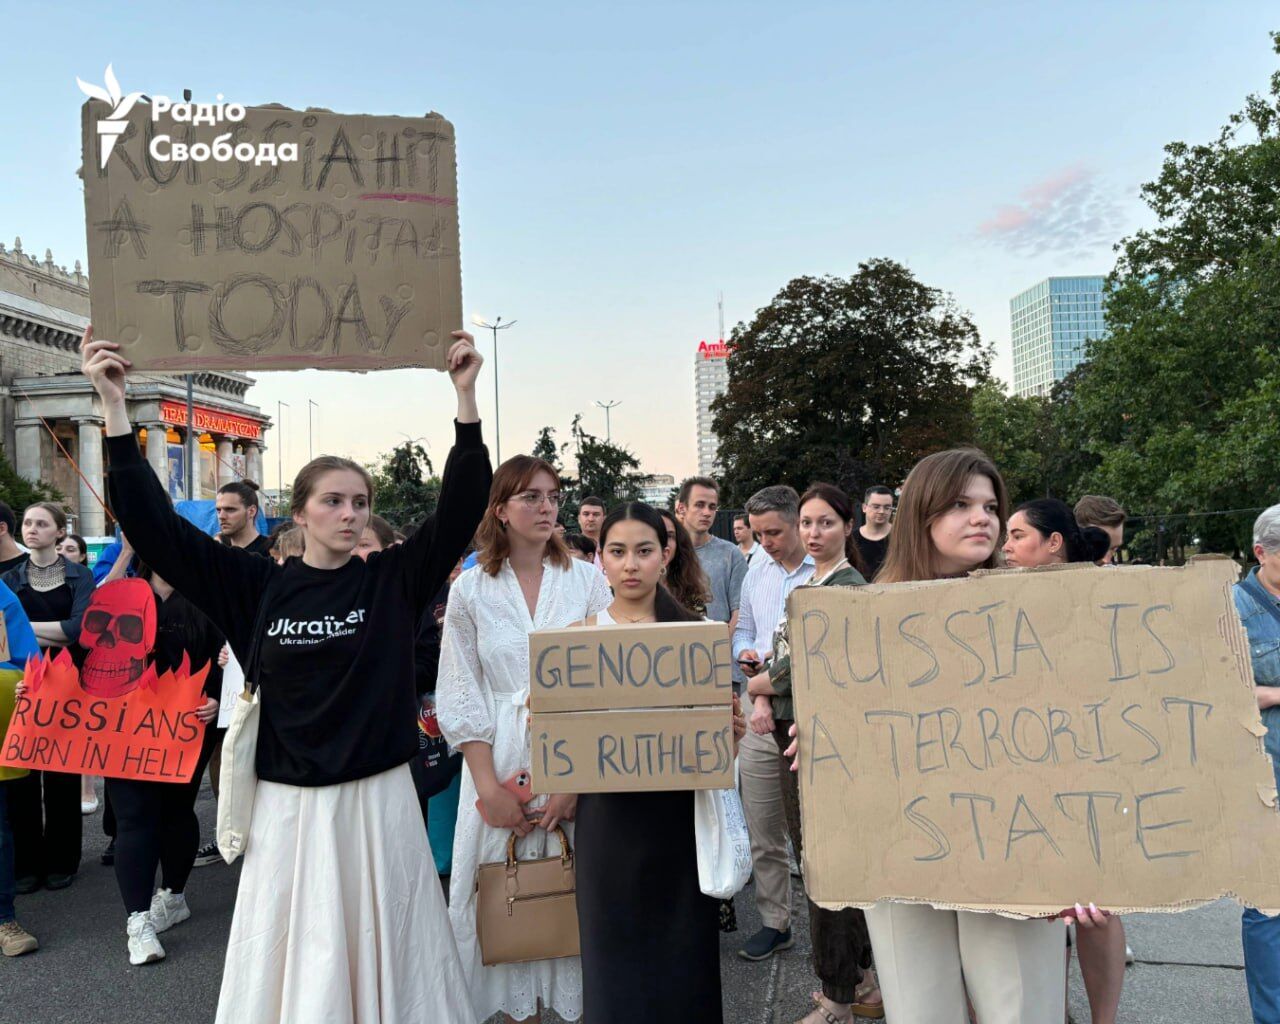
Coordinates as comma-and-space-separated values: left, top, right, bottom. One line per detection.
1233, 568, 1280, 771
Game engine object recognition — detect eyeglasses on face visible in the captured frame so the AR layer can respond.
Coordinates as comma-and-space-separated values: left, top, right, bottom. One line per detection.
512, 491, 562, 509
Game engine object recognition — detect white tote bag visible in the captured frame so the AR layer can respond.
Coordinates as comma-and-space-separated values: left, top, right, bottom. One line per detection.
215, 687, 260, 864
694, 779, 753, 899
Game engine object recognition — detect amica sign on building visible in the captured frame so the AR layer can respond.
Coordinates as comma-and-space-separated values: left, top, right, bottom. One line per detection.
0, 235, 270, 535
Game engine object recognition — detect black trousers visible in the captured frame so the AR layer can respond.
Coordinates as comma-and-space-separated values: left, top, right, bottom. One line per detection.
9, 769, 82, 880
103, 724, 217, 914
774, 721, 873, 1004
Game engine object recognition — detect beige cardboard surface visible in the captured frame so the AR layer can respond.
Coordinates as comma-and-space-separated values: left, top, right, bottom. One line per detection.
529, 621, 733, 713
531, 707, 734, 794
788, 558, 1280, 916
81, 99, 460, 371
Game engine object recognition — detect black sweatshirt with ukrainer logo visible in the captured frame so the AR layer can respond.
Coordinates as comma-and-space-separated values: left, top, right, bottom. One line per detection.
106, 420, 491, 787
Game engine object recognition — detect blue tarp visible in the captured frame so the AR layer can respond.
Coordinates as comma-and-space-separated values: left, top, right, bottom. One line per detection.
174, 500, 270, 538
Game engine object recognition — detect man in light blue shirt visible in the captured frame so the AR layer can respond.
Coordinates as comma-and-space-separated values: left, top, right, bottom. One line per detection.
731, 485, 814, 963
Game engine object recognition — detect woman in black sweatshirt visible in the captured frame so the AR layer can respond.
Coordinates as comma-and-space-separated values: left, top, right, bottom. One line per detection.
82, 325, 491, 1024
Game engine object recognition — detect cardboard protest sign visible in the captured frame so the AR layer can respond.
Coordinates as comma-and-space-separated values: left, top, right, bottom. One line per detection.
81, 97, 460, 371
529, 621, 734, 793
1, 581, 208, 782
788, 557, 1280, 916
0, 649, 208, 782
0, 668, 28, 782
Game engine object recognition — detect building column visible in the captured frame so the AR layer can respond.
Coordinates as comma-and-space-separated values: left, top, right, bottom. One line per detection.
140, 421, 169, 486
245, 442, 264, 490
73, 416, 106, 537
14, 418, 42, 485
216, 437, 236, 487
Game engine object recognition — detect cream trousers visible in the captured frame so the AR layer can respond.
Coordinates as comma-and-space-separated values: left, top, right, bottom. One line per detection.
866, 902, 1066, 1024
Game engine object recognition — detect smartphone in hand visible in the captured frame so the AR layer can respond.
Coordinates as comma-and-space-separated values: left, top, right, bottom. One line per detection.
475, 770, 534, 826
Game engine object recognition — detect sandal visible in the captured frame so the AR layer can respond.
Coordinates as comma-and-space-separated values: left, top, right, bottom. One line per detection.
851, 971, 885, 1019
793, 994, 852, 1024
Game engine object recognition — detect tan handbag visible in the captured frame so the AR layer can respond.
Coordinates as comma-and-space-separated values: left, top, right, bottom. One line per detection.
475, 825, 580, 966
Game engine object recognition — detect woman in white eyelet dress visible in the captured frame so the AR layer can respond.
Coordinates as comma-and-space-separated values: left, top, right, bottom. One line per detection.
437, 457, 612, 1023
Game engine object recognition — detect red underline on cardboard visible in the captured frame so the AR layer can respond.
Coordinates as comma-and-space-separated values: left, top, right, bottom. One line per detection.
358, 192, 457, 206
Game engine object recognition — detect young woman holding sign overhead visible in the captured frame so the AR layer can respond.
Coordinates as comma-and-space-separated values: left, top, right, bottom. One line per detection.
567, 502, 746, 1024
81, 325, 489, 1024
783, 450, 1075, 1024
436, 455, 612, 1024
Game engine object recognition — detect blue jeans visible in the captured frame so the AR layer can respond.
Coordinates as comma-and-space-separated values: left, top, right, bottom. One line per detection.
1245, 909, 1280, 1023
0, 780, 15, 924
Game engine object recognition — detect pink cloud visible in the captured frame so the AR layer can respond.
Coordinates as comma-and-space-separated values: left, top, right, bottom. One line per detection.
977, 164, 1124, 257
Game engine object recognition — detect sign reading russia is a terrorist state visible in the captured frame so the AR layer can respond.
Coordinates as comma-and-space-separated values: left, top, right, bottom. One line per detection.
788, 557, 1280, 916
80, 93, 460, 371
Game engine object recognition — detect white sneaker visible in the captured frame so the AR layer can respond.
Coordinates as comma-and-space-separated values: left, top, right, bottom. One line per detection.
148, 888, 190, 934
126, 911, 165, 965
1125, 943, 1135, 965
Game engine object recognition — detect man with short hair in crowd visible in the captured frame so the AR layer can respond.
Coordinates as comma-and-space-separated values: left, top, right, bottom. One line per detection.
215, 481, 272, 557
577, 496, 606, 568
854, 485, 894, 580
733, 484, 815, 962
676, 477, 747, 629
733, 512, 760, 565
0, 504, 25, 575
1074, 494, 1126, 565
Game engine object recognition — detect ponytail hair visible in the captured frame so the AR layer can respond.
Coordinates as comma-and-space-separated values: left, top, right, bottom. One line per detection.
1015, 498, 1106, 564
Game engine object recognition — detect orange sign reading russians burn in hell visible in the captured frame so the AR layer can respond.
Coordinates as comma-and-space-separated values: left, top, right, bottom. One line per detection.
0, 649, 209, 783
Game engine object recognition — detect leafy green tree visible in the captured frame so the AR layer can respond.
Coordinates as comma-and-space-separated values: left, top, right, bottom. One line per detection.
532, 426, 567, 473
367, 441, 440, 529
0, 450, 62, 512
712, 260, 991, 503
559, 414, 650, 521
1055, 33, 1280, 556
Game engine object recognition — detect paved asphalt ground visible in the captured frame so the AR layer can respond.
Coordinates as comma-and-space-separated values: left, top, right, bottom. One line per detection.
0, 779, 1256, 1023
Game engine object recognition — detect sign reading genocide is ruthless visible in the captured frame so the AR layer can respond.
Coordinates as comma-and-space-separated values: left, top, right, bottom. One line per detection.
788, 557, 1280, 916
80, 96, 460, 371
528, 621, 735, 794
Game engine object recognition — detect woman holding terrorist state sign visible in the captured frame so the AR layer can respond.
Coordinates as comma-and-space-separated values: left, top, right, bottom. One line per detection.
565, 502, 746, 1023
436, 455, 613, 1023
81, 325, 490, 1024
744, 483, 883, 1022
783, 450, 1079, 1024
1002, 499, 1124, 1024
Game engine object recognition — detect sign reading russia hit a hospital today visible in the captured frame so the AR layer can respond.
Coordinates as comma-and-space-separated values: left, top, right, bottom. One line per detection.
78, 66, 459, 371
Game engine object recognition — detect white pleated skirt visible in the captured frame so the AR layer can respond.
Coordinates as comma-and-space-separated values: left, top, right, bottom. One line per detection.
214, 764, 476, 1024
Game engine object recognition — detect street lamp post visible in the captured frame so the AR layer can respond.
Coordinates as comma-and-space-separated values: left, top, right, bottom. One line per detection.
471, 315, 517, 463
308, 399, 319, 461
595, 400, 621, 442
277, 400, 289, 515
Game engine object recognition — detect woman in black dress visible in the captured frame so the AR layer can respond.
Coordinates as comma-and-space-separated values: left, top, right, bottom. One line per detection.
2, 502, 94, 892
570, 502, 745, 1022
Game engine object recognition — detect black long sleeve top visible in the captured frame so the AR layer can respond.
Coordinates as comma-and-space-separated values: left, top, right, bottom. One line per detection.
106, 420, 491, 786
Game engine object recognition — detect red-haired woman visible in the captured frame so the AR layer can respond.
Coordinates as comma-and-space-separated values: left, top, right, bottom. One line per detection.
437, 458, 613, 1023
82, 326, 489, 1023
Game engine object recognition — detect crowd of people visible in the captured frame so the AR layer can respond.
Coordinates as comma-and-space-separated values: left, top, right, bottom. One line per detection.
0, 325, 1277, 1024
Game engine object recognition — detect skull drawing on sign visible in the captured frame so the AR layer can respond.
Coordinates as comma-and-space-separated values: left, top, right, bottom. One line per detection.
79, 579, 157, 697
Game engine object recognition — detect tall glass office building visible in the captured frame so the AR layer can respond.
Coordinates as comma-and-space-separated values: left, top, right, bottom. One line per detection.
1010, 276, 1108, 397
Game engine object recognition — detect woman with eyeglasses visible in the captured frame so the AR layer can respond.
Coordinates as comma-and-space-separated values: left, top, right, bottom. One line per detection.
437, 458, 613, 1024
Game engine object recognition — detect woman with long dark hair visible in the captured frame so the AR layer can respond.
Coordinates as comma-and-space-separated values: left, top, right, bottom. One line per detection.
570, 502, 745, 1023
436, 456, 613, 1024
1002, 498, 1121, 1024
3, 502, 94, 893
745, 483, 882, 1021
83, 325, 488, 1023
656, 508, 712, 616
